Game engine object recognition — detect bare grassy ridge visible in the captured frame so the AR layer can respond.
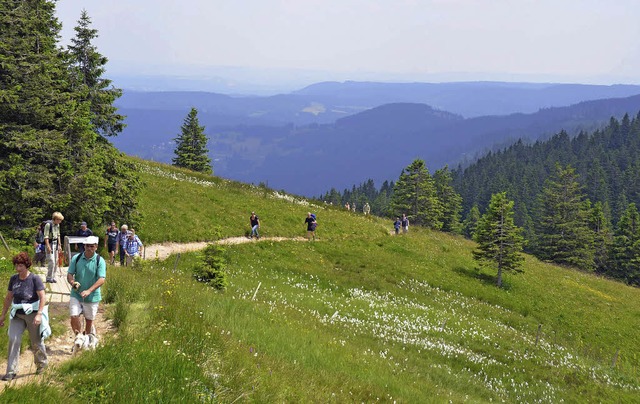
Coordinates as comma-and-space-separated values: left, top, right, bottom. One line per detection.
1, 159, 639, 402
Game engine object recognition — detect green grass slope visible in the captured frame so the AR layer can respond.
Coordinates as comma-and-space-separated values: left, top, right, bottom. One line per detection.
2, 159, 639, 402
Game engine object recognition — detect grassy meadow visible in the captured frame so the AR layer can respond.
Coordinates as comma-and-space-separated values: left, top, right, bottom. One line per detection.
1, 160, 639, 402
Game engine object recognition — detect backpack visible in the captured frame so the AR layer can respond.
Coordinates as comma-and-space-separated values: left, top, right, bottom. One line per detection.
310, 213, 316, 221
74, 252, 101, 268
35, 220, 52, 244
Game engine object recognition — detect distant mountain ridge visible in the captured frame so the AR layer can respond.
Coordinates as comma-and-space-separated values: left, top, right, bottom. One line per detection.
112, 90, 640, 196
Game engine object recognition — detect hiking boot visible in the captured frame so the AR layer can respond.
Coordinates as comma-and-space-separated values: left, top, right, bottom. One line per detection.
45, 279, 52, 283
51, 279, 57, 283
1, 373, 16, 381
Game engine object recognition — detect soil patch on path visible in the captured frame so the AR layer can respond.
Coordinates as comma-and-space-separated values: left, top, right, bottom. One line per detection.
145, 236, 307, 261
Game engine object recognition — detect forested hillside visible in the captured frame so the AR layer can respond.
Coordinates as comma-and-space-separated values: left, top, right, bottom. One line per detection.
453, 113, 640, 284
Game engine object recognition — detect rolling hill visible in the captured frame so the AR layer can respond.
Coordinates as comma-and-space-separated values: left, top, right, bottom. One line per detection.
2, 159, 639, 402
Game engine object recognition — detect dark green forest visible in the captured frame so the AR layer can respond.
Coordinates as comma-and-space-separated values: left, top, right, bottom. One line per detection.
324, 113, 640, 285
452, 113, 640, 284
0, 1, 139, 239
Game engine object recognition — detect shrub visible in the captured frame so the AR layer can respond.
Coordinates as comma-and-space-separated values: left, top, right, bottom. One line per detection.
193, 243, 227, 290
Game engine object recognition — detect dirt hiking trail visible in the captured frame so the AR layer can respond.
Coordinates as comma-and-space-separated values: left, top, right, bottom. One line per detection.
1, 235, 304, 388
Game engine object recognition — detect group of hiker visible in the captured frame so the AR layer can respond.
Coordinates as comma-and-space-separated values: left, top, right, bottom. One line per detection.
33, 213, 144, 277
344, 202, 371, 215
248, 211, 318, 241
0, 211, 148, 381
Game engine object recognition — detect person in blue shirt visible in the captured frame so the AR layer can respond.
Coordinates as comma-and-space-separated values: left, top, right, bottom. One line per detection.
67, 236, 106, 336
394, 217, 401, 235
123, 230, 144, 266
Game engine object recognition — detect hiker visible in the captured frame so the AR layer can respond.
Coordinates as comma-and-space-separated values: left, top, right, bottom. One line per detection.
305, 212, 318, 241
249, 212, 260, 239
345, 202, 350, 211
0, 252, 48, 380
67, 236, 105, 337
115, 224, 129, 266
75, 221, 93, 253
33, 224, 46, 267
394, 217, 401, 235
105, 222, 119, 265
401, 214, 409, 234
123, 230, 143, 266
351, 202, 356, 213
44, 212, 64, 283
363, 202, 371, 215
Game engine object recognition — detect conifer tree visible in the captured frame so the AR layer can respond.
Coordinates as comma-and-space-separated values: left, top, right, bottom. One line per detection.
0, 1, 140, 236
172, 108, 212, 174
389, 159, 442, 229
589, 201, 613, 273
463, 204, 481, 239
434, 166, 463, 233
473, 192, 524, 287
535, 164, 595, 270
67, 10, 125, 137
610, 203, 640, 284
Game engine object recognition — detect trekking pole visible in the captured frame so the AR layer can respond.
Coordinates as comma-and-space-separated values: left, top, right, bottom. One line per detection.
0, 232, 10, 252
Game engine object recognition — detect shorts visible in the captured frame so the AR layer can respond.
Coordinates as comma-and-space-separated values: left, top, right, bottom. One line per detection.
108, 243, 117, 253
69, 296, 100, 320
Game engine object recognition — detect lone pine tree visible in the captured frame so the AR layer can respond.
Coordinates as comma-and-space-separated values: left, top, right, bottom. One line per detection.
172, 108, 212, 174
473, 192, 524, 287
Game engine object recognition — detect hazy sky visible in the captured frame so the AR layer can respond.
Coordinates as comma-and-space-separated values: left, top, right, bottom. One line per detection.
55, 0, 640, 87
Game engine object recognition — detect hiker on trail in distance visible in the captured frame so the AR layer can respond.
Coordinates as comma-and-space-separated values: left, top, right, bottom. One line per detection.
115, 224, 128, 266
105, 222, 119, 265
67, 236, 105, 337
305, 212, 317, 241
249, 212, 260, 239
401, 214, 409, 234
75, 221, 93, 253
394, 217, 401, 235
363, 202, 371, 215
44, 212, 63, 283
123, 230, 143, 266
0, 252, 48, 380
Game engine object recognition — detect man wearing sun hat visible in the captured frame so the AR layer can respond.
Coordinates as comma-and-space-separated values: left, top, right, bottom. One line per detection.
66, 236, 105, 336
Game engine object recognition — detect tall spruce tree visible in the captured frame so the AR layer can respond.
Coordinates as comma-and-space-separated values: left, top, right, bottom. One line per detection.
0, 1, 140, 237
463, 204, 481, 239
535, 164, 595, 270
589, 201, 613, 274
389, 159, 442, 228
172, 108, 212, 174
473, 192, 524, 287
67, 9, 125, 137
434, 166, 463, 233
610, 203, 640, 284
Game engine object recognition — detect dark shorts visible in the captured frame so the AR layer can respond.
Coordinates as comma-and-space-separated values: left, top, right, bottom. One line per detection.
108, 243, 117, 253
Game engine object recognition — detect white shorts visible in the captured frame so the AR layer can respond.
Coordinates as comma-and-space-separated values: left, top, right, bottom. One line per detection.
69, 296, 100, 320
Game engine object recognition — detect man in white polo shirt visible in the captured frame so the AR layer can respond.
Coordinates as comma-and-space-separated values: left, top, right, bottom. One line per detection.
66, 236, 106, 336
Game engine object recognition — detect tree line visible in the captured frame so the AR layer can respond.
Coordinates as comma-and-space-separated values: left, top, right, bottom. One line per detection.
322, 113, 640, 286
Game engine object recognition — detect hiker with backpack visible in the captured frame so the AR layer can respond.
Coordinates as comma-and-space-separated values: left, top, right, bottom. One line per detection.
67, 236, 105, 337
33, 223, 46, 267
44, 212, 64, 283
401, 214, 409, 234
123, 230, 143, 266
74, 221, 93, 253
115, 224, 129, 266
249, 212, 260, 239
305, 212, 318, 241
105, 222, 119, 265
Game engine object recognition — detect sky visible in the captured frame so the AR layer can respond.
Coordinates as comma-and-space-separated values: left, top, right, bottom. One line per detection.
54, 0, 640, 92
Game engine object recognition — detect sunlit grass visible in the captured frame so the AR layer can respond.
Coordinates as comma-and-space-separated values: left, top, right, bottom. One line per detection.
1, 160, 638, 402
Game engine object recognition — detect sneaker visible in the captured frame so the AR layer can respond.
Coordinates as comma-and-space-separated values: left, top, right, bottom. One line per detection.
1, 373, 16, 381
45, 279, 52, 283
